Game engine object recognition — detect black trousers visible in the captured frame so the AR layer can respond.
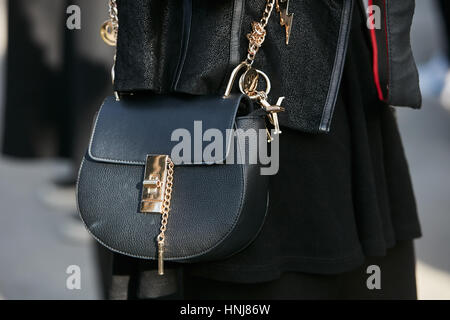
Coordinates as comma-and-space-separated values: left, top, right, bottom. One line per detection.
182, 241, 417, 300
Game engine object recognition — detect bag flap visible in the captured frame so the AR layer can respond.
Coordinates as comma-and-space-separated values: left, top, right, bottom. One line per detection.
88, 94, 246, 166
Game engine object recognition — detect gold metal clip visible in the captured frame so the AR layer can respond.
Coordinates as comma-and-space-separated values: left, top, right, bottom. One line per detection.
140, 155, 169, 214
258, 96, 285, 136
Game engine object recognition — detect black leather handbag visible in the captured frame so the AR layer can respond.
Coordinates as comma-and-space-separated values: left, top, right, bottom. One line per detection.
77, 0, 285, 275
77, 93, 269, 266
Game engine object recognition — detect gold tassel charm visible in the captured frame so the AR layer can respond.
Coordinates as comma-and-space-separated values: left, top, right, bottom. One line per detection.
158, 241, 165, 275
140, 155, 174, 276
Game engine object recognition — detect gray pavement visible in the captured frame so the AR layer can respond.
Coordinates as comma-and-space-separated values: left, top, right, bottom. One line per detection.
402, 0, 450, 276
398, 99, 450, 274
0, 159, 100, 299
0, 0, 99, 299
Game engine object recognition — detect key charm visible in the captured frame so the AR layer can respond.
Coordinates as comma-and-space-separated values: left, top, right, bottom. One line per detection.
271, 97, 285, 135
258, 96, 285, 137
223, 1, 288, 143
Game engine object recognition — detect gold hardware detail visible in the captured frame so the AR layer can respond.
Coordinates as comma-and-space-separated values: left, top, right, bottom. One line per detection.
239, 68, 271, 100
100, 0, 118, 46
141, 155, 174, 275
246, 22, 267, 63
257, 94, 285, 140
158, 242, 165, 275
100, 20, 117, 47
156, 158, 174, 275
141, 155, 169, 213
240, 68, 259, 96
224, 0, 288, 142
101, 0, 120, 99
245, 0, 275, 65
225, 63, 283, 142
140, 155, 175, 276
276, 0, 294, 45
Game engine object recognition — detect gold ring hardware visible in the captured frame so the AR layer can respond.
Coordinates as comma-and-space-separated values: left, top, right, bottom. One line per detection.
224, 63, 271, 99
140, 155, 175, 276
100, 20, 117, 46
239, 68, 259, 96
222, 1, 287, 141
239, 68, 272, 100
224, 62, 284, 140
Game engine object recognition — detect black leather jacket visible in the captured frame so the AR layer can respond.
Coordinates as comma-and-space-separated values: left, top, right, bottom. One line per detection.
114, 0, 421, 133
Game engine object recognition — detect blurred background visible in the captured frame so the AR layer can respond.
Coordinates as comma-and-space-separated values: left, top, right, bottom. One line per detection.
0, 0, 449, 300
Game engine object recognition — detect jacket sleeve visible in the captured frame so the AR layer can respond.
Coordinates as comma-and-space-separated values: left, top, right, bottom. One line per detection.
368, 0, 422, 108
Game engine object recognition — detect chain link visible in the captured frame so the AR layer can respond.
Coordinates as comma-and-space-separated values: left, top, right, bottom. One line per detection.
106, 0, 274, 66
245, 0, 275, 65
109, 0, 119, 33
156, 159, 174, 246
156, 158, 174, 275
260, 0, 275, 28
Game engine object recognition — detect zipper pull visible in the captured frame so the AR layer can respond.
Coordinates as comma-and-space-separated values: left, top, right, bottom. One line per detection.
158, 241, 165, 275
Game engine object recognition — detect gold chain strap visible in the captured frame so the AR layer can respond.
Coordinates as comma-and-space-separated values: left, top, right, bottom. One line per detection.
100, 0, 120, 100
225, 0, 286, 141
100, 1, 285, 273
102, 0, 279, 60
156, 158, 174, 275
246, 0, 275, 65
108, 0, 119, 32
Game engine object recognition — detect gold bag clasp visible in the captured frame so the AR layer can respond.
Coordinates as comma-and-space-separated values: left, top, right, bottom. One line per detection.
140, 155, 169, 214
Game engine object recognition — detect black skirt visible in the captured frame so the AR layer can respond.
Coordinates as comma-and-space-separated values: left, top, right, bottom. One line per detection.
108, 5, 421, 297
182, 240, 417, 300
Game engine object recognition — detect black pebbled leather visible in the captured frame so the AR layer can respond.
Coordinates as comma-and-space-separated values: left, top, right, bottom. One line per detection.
77, 94, 269, 262
88, 94, 247, 165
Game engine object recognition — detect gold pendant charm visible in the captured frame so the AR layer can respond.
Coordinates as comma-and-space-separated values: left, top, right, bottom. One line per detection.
100, 20, 117, 46
240, 68, 259, 98
276, 0, 294, 45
